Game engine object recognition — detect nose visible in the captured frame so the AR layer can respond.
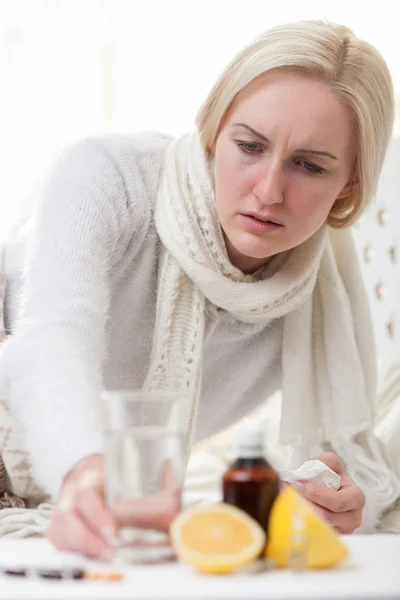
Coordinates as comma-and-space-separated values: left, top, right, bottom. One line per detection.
253, 164, 284, 206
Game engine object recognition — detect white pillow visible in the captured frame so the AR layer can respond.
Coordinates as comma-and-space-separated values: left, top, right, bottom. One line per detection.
0, 394, 47, 502
0, 253, 46, 504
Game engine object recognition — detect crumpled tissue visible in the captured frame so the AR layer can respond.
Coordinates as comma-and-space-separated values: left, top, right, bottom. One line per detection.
280, 459, 341, 491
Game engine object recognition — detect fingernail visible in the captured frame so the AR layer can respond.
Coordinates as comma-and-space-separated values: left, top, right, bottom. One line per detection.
293, 481, 304, 493
77, 469, 102, 491
58, 495, 74, 513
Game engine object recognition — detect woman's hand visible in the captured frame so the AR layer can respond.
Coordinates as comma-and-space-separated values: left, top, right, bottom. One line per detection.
46, 454, 115, 561
293, 452, 366, 534
46, 453, 182, 560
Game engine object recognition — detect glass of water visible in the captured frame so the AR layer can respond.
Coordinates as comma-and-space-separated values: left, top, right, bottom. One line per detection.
102, 390, 188, 564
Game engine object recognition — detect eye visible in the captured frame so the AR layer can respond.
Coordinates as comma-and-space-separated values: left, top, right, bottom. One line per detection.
236, 141, 264, 154
296, 160, 324, 174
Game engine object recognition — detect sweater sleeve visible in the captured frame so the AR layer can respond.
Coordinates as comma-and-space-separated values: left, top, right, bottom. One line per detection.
0, 138, 141, 500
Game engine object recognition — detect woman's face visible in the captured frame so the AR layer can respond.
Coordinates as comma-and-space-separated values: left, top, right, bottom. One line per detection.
212, 71, 356, 273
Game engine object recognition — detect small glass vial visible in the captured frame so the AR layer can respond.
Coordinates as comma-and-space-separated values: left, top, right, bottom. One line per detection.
222, 425, 280, 537
288, 508, 308, 572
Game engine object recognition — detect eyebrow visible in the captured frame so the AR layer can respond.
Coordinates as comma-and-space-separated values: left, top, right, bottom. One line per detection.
232, 122, 338, 161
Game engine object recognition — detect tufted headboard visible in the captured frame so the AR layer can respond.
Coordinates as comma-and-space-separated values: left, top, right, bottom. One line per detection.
353, 137, 400, 360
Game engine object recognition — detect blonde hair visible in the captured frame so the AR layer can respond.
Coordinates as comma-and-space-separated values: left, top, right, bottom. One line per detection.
196, 20, 394, 228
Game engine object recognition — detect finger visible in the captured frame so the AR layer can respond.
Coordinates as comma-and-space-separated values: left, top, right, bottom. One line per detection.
75, 487, 116, 543
76, 467, 104, 491
112, 489, 181, 533
57, 491, 76, 514
311, 452, 344, 474
47, 510, 113, 561
57, 467, 103, 514
295, 481, 360, 512
312, 504, 362, 534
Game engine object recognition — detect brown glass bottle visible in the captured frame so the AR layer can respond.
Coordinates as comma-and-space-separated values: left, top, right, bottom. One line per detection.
222, 426, 280, 538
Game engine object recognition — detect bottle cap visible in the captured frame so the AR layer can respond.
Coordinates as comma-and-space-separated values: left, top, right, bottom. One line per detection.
235, 424, 264, 458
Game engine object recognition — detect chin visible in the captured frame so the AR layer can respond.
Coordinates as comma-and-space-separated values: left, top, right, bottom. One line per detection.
230, 232, 278, 260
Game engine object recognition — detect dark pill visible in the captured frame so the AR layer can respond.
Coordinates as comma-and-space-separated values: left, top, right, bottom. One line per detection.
3, 568, 27, 577
38, 568, 84, 580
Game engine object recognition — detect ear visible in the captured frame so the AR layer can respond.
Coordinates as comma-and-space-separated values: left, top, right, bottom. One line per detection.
336, 178, 359, 200
208, 139, 216, 156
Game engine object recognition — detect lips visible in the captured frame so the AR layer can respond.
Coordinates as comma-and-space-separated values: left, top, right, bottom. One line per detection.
240, 214, 283, 233
251, 216, 279, 225
242, 212, 283, 226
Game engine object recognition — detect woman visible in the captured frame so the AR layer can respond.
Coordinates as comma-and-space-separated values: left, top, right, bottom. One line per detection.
0, 20, 399, 559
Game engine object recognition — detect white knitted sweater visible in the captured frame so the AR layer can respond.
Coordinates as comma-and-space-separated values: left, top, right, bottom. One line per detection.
1, 133, 283, 500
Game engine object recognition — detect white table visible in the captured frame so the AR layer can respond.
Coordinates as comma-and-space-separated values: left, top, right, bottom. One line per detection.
0, 535, 399, 600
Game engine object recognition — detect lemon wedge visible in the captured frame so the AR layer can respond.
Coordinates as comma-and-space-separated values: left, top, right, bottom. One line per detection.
266, 486, 349, 569
170, 503, 265, 574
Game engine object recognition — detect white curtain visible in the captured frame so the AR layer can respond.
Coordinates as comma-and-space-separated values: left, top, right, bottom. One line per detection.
0, 0, 116, 238
1, 0, 399, 237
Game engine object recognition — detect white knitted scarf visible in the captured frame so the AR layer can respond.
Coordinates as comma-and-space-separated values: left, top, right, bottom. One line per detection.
145, 131, 400, 520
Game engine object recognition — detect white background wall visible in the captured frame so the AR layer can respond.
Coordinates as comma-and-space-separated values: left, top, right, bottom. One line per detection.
1, 0, 400, 238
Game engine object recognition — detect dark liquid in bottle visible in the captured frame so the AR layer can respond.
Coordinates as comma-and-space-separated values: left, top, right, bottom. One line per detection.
222, 457, 280, 537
